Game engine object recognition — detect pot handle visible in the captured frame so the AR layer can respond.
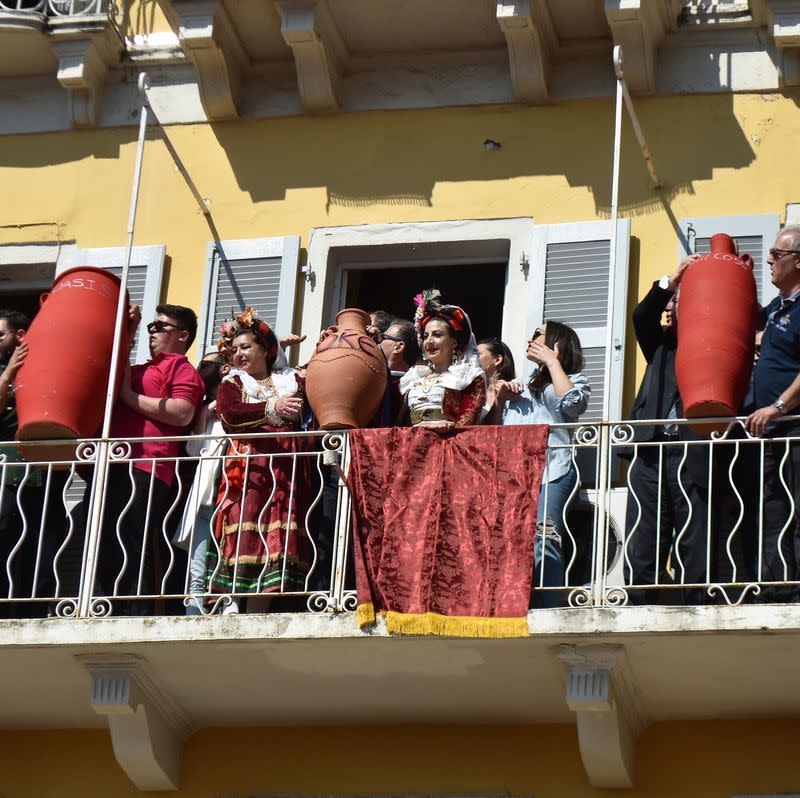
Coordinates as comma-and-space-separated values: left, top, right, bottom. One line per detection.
39, 292, 50, 307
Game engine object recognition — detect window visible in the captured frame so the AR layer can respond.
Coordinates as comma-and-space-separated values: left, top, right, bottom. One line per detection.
677, 214, 781, 306
56, 244, 166, 364
527, 220, 631, 422
198, 236, 301, 354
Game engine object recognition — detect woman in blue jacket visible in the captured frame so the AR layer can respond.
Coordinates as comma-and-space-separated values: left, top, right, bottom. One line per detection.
497, 321, 590, 608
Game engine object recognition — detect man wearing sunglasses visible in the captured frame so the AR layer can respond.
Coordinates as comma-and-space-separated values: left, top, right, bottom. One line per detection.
96, 304, 204, 614
745, 227, 800, 601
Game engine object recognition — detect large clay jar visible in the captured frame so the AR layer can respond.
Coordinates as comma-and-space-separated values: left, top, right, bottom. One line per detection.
305, 308, 388, 429
676, 234, 759, 435
15, 267, 129, 462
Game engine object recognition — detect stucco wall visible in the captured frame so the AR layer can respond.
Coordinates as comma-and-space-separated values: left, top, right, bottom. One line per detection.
0, 721, 797, 796
0, 90, 797, 401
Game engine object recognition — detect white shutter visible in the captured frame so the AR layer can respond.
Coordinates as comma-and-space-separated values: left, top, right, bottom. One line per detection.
56, 245, 166, 365
198, 236, 301, 354
677, 214, 781, 306
527, 220, 631, 421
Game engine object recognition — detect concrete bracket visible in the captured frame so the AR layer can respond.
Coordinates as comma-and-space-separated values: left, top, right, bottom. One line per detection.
169, 0, 246, 120
556, 644, 648, 789
78, 654, 194, 792
604, 0, 669, 94
49, 16, 122, 128
765, 1, 800, 84
276, 0, 345, 114
496, 1, 555, 104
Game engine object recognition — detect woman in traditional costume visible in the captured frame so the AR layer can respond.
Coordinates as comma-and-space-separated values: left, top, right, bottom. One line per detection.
498, 320, 590, 607
399, 290, 486, 429
205, 308, 311, 611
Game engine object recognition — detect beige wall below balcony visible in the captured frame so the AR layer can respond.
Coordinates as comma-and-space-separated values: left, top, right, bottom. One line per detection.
0, 720, 798, 796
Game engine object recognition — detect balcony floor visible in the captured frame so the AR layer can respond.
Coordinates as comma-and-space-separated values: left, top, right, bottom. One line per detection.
1, 605, 799, 730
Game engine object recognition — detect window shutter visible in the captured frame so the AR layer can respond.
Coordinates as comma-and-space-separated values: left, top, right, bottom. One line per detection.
198, 236, 301, 353
678, 214, 781, 305
528, 220, 631, 422
56, 245, 166, 365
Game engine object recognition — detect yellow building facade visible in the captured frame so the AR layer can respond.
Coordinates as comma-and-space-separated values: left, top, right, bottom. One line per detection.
1, 0, 800, 795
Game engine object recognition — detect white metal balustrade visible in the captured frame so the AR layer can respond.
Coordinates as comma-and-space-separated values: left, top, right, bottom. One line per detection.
0, 0, 109, 16
0, 418, 797, 619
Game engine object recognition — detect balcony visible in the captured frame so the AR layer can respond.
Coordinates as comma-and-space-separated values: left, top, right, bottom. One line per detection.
0, 419, 799, 789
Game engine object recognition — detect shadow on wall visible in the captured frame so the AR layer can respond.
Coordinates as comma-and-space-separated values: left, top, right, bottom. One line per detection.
0, 126, 141, 168
117, 0, 161, 40
209, 93, 756, 216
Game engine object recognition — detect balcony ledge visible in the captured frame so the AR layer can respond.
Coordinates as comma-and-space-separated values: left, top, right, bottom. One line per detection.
1, 603, 799, 647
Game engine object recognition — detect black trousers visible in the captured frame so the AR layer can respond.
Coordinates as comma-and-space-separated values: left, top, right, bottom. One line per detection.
756, 430, 800, 603
85, 466, 171, 614
623, 443, 711, 605
0, 472, 70, 616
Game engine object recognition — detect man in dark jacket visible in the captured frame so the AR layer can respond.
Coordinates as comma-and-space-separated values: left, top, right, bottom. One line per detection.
622, 254, 711, 605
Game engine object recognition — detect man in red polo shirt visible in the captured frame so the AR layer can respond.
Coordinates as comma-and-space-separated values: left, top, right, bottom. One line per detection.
96, 304, 204, 615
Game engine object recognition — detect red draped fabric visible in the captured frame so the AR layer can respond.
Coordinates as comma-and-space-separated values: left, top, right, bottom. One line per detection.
349, 424, 549, 637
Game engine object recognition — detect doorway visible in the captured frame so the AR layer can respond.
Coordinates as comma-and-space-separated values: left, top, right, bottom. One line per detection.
344, 262, 507, 342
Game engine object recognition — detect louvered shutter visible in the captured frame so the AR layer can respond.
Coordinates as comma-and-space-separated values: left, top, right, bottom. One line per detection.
198, 236, 301, 353
678, 214, 781, 306
527, 220, 631, 421
56, 245, 166, 365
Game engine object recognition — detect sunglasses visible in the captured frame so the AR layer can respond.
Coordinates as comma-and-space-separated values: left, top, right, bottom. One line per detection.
146, 320, 185, 335
769, 248, 800, 260
530, 329, 544, 341
380, 332, 402, 342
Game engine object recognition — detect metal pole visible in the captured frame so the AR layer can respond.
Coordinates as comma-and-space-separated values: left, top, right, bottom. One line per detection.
591, 47, 626, 606
77, 73, 151, 617
100, 72, 151, 439
615, 49, 662, 190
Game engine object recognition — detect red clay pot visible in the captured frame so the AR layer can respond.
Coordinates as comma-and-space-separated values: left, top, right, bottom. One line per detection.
305, 308, 387, 429
676, 234, 759, 434
15, 267, 129, 462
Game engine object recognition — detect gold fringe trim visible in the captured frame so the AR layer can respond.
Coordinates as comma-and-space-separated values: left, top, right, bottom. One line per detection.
221, 519, 299, 536
357, 602, 376, 628
357, 603, 528, 638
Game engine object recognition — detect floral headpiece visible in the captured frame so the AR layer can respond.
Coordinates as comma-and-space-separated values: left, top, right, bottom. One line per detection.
217, 306, 278, 367
413, 288, 470, 349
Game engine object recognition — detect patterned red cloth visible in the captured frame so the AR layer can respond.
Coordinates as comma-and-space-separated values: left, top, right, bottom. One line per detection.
349, 424, 549, 637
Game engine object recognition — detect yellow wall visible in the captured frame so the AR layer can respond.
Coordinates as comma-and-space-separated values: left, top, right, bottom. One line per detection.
0, 90, 798, 398
0, 721, 798, 796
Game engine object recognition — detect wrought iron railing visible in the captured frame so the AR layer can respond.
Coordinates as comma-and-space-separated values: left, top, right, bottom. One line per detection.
0, 0, 110, 18
0, 417, 797, 619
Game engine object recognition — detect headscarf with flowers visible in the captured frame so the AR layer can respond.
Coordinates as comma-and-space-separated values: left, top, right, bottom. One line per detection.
413, 288, 473, 350
401, 289, 484, 394
217, 307, 297, 399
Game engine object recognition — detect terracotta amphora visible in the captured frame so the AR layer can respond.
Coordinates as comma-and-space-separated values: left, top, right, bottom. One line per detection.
15, 267, 129, 462
305, 308, 388, 429
675, 233, 759, 435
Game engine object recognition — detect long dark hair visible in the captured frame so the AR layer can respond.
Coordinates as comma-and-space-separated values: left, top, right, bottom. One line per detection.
478, 338, 516, 381
529, 320, 584, 397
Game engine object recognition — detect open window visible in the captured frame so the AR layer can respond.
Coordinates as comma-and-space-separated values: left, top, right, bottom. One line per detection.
197, 236, 301, 354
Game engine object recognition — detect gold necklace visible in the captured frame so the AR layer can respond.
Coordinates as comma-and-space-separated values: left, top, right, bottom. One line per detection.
416, 369, 443, 396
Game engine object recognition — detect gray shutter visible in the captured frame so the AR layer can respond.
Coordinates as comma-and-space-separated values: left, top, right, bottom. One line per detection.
542, 239, 610, 422
529, 220, 631, 422
199, 237, 301, 355
678, 214, 781, 306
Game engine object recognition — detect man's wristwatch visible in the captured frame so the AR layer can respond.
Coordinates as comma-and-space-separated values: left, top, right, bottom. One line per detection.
774, 398, 789, 415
